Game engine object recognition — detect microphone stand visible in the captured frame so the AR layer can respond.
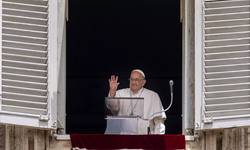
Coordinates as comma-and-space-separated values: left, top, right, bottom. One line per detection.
147, 80, 174, 134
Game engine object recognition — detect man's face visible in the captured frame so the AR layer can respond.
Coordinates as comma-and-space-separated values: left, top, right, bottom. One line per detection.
129, 71, 146, 93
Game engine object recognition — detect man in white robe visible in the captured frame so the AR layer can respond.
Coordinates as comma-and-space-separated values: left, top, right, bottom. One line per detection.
108, 69, 166, 134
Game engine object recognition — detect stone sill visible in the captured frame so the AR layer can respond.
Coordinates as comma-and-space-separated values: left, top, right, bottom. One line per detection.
56, 135, 198, 141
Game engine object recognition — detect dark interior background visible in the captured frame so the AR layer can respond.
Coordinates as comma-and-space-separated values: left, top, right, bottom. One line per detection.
66, 0, 182, 134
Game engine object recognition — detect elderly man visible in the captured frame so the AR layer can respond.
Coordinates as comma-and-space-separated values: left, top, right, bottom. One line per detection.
108, 69, 166, 134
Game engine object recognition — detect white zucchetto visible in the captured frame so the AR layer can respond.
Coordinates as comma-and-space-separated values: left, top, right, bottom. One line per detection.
132, 69, 145, 78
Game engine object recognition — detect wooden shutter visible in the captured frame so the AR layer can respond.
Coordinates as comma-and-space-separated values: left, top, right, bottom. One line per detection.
0, 0, 57, 129
195, 0, 250, 130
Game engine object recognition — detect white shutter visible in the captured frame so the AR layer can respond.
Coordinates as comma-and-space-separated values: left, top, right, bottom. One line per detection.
0, 0, 57, 129
195, 0, 250, 130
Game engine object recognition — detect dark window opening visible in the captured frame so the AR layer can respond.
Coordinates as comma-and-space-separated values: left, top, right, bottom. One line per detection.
66, 0, 182, 134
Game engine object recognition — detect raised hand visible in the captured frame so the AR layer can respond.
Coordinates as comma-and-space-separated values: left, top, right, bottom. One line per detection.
109, 75, 120, 90
109, 75, 120, 97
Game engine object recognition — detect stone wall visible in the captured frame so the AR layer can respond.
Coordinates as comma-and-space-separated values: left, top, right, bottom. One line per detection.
0, 124, 249, 150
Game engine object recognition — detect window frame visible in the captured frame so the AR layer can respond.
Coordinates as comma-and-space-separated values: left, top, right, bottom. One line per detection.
194, 0, 204, 131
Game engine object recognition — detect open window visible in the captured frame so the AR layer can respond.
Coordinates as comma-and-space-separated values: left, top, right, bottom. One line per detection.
195, 0, 250, 130
0, 0, 57, 129
66, 0, 182, 134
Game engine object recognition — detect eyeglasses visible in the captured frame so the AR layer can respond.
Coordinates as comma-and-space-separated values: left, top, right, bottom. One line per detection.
128, 78, 145, 82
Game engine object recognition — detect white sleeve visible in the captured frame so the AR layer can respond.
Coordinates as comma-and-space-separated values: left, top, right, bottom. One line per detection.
153, 117, 165, 134
107, 91, 120, 112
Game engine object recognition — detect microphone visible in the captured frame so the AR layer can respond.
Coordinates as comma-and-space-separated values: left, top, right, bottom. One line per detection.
169, 80, 174, 94
147, 80, 174, 134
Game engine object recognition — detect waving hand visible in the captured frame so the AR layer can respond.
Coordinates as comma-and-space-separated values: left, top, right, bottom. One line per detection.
109, 75, 119, 97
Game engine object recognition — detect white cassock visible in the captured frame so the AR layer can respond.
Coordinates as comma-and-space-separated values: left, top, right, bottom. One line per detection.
108, 87, 166, 134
